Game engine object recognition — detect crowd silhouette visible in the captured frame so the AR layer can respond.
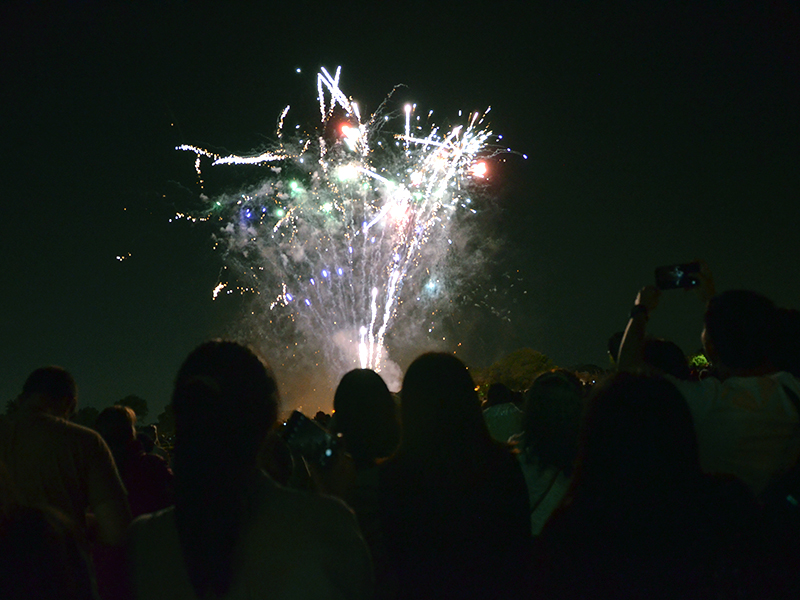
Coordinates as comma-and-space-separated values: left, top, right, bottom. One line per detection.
2, 264, 800, 599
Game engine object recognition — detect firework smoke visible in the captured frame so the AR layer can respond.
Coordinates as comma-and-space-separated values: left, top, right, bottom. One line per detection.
178, 67, 503, 396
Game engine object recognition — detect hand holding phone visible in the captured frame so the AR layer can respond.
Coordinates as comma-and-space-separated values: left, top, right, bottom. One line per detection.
655, 262, 701, 290
279, 411, 342, 470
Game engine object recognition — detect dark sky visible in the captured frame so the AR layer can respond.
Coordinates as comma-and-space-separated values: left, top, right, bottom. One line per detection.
2, 1, 798, 418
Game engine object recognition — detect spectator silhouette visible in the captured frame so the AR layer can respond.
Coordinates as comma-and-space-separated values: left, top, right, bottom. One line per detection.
94, 406, 173, 518
536, 373, 758, 599
330, 368, 400, 597
0, 367, 130, 546
314, 410, 332, 428
128, 340, 372, 600
137, 424, 170, 463
379, 352, 530, 600
482, 382, 524, 443
333, 369, 400, 470
0, 504, 98, 600
642, 337, 692, 380
612, 330, 691, 379
512, 370, 583, 535
619, 279, 800, 496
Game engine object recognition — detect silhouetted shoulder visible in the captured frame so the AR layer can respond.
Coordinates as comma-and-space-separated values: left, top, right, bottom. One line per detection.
130, 474, 373, 600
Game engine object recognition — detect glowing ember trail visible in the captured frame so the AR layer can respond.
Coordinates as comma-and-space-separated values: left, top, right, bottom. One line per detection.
177, 67, 504, 386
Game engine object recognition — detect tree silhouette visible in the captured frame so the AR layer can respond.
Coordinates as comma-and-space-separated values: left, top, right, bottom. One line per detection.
4, 396, 20, 416
72, 406, 100, 429
116, 395, 149, 420
156, 403, 175, 438
473, 348, 557, 394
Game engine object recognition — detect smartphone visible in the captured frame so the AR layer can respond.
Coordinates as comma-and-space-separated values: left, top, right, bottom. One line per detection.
655, 262, 701, 290
279, 410, 341, 469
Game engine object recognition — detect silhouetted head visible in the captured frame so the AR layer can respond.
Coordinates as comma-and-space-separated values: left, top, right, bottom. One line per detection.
137, 424, 158, 453
94, 405, 137, 468
574, 373, 699, 501
137, 432, 154, 454
313, 411, 331, 428
485, 382, 514, 408
171, 340, 279, 599
172, 340, 279, 471
521, 370, 584, 474
643, 338, 691, 380
139, 424, 159, 442
333, 369, 399, 468
399, 352, 490, 459
703, 290, 777, 372
20, 367, 77, 418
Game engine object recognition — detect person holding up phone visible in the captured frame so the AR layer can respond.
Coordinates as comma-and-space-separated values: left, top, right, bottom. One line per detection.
617, 262, 800, 498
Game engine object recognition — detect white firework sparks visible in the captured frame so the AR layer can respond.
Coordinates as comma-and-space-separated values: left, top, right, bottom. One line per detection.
178, 67, 501, 383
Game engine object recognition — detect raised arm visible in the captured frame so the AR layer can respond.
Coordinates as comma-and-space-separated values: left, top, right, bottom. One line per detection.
617, 285, 661, 372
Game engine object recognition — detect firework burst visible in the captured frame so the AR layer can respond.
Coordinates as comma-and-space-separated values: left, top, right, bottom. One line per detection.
178, 67, 502, 389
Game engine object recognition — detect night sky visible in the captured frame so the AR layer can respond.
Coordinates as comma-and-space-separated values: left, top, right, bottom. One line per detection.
2, 1, 798, 418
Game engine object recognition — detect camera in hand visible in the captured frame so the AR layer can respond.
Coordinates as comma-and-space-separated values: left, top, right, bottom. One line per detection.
279, 410, 341, 469
655, 262, 701, 290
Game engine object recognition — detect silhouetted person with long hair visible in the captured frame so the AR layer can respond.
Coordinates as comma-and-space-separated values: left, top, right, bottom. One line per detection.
129, 340, 372, 599
333, 369, 400, 470
94, 406, 173, 518
514, 370, 583, 535
331, 368, 400, 598
535, 373, 758, 599
379, 352, 530, 600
